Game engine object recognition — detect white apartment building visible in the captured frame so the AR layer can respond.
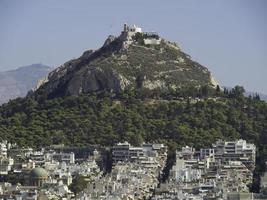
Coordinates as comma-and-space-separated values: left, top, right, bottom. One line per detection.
212, 139, 256, 170
112, 142, 166, 163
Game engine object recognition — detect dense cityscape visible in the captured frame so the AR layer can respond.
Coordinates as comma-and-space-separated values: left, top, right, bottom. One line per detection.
0, 139, 266, 199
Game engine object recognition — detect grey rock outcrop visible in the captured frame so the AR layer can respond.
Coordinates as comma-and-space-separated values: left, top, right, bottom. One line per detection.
103, 35, 116, 47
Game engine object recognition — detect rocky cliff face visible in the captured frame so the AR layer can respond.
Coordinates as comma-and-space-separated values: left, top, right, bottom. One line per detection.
0, 64, 52, 104
35, 25, 219, 98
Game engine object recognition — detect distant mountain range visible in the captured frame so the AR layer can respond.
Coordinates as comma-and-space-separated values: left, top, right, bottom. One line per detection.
0, 64, 52, 105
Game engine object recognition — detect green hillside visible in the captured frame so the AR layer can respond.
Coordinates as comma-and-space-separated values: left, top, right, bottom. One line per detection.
0, 86, 267, 191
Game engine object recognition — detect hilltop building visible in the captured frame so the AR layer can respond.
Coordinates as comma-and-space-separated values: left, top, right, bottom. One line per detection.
120, 23, 161, 46
123, 23, 142, 34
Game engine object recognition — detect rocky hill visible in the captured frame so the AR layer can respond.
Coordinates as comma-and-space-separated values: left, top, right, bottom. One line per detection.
0, 25, 266, 192
35, 24, 219, 98
0, 64, 52, 104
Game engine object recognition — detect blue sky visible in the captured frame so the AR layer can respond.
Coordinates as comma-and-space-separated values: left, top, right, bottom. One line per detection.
0, 0, 266, 93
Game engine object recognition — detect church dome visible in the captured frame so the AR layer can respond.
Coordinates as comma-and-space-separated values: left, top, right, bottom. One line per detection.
30, 167, 48, 179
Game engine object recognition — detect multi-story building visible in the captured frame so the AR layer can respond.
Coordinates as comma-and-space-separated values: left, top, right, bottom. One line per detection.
200, 148, 215, 159
112, 142, 166, 163
0, 157, 14, 175
29, 151, 45, 166
180, 146, 195, 160
112, 142, 131, 163
168, 139, 257, 199
48, 152, 75, 164
212, 139, 256, 170
0, 141, 8, 158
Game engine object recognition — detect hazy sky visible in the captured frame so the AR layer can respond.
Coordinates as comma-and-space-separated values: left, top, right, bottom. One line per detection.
0, 0, 266, 93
